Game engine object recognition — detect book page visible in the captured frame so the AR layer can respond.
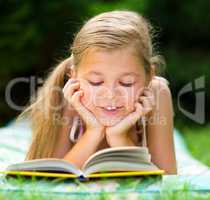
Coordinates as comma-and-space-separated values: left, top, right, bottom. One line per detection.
84, 154, 151, 170
6, 158, 83, 176
83, 161, 160, 176
82, 146, 149, 170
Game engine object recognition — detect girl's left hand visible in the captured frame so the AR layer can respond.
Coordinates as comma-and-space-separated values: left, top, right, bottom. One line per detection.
105, 87, 155, 145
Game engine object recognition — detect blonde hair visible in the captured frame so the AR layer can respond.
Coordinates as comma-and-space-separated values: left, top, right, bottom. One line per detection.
18, 10, 165, 160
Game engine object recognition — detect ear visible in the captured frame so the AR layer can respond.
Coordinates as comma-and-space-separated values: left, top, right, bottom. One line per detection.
65, 54, 78, 79
66, 64, 77, 79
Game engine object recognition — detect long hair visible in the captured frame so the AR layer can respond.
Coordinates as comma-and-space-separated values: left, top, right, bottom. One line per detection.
17, 56, 74, 159
18, 10, 165, 160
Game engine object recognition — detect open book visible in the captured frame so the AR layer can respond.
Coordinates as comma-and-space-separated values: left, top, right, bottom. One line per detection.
1, 146, 164, 180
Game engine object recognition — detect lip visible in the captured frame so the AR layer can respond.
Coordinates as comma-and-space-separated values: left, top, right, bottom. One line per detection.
100, 106, 123, 116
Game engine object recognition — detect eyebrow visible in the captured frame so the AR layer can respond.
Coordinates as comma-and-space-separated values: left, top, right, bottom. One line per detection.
85, 71, 140, 77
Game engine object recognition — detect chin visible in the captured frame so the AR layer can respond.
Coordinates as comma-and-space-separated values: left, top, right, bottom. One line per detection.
97, 117, 122, 127
95, 110, 129, 127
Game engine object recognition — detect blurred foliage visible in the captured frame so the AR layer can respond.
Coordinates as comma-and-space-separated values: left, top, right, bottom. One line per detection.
0, 0, 209, 126
182, 124, 210, 166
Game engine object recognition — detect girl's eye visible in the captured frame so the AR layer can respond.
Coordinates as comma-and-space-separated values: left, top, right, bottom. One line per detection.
88, 81, 134, 87
88, 81, 103, 86
120, 82, 134, 87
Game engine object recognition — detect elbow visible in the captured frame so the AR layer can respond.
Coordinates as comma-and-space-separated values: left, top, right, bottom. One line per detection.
164, 166, 178, 175
165, 170, 177, 175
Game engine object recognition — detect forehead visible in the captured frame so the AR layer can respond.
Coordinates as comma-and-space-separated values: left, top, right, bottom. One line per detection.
77, 48, 145, 78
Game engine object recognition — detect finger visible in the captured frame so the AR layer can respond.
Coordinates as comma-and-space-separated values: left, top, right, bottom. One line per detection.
63, 81, 80, 99
137, 87, 145, 98
147, 95, 155, 108
63, 79, 80, 111
107, 102, 144, 135
139, 93, 155, 109
139, 88, 155, 105
132, 102, 145, 121
70, 90, 88, 117
143, 89, 155, 107
70, 90, 98, 125
63, 78, 79, 91
115, 102, 143, 132
140, 97, 153, 115
138, 88, 148, 102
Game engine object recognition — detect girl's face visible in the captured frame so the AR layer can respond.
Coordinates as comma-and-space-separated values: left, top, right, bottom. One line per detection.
75, 48, 149, 127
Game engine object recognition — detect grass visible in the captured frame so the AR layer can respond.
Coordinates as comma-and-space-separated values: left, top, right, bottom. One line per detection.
1, 193, 210, 200
180, 124, 210, 167
0, 175, 210, 200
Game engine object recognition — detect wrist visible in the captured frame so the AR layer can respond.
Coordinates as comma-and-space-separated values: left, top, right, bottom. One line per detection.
106, 132, 135, 147
85, 127, 105, 143
106, 129, 127, 137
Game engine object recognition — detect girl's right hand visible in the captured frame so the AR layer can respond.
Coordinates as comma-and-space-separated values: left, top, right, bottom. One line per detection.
62, 78, 105, 135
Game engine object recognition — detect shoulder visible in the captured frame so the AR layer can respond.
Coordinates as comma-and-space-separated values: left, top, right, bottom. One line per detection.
149, 75, 172, 100
150, 76, 170, 92
147, 76, 174, 117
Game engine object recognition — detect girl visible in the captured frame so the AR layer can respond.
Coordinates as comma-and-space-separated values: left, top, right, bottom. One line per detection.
19, 10, 177, 174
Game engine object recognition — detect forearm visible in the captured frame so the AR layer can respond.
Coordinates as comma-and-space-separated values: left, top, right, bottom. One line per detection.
106, 133, 136, 147
51, 104, 74, 158
52, 121, 72, 159
63, 128, 104, 169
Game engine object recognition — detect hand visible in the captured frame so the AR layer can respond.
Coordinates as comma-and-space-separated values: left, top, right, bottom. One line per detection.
62, 78, 105, 134
105, 87, 155, 145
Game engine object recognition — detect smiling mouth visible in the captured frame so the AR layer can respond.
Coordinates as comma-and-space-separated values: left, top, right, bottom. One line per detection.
100, 106, 123, 115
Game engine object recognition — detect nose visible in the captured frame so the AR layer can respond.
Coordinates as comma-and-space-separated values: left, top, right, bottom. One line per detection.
104, 87, 126, 106
95, 86, 127, 107
105, 86, 121, 100
106, 88, 114, 99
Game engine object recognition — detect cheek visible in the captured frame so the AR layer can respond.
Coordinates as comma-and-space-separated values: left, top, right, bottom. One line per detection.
79, 84, 100, 112
80, 89, 91, 107
81, 91, 95, 111
124, 89, 136, 112
126, 84, 145, 111
78, 79, 93, 108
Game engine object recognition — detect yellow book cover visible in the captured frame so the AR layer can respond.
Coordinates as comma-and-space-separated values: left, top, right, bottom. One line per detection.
0, 170, 164, 180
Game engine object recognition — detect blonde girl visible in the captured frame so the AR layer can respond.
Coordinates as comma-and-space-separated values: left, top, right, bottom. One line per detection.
19, 10, 177, 174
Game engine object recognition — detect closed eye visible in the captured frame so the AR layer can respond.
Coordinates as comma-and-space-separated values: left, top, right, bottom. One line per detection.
88, 81, 134, 87
88, 81, 103, 86
119, 82, 134, 87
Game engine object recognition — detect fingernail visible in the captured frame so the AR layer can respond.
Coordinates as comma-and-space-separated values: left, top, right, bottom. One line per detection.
70, 79, 79, 84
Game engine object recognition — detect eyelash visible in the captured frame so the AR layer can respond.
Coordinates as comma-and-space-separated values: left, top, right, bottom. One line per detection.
88, 81, 134, 87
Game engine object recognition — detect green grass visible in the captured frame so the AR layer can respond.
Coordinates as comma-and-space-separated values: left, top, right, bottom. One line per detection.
180, 124, 210, 167
1, 192, 210, 200
0, 175, 210, 200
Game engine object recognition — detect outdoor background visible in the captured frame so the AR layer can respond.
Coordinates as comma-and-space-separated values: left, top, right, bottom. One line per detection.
0, 1, 209, 166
